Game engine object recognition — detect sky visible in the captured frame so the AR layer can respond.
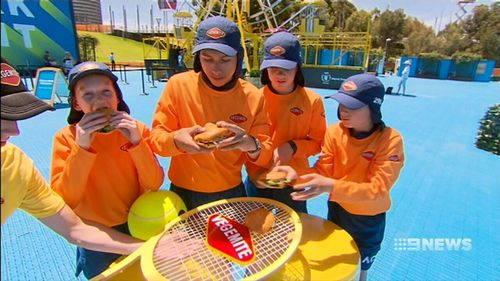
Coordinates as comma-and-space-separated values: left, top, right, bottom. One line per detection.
100, 0, 497, 32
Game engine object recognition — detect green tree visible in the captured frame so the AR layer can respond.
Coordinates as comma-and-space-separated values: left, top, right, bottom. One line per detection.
436, 23, 471, 56
78, 35, 98, 62
372, 8, 406, 56
403, 18, 437, 56
345, 10, 371, 32
318, 0, 357, 31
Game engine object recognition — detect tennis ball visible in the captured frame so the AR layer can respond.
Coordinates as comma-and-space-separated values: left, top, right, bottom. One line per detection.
128, 190, 186, 241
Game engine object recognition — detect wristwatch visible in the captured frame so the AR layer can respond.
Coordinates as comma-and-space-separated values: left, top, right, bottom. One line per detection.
247, 136, 261, 154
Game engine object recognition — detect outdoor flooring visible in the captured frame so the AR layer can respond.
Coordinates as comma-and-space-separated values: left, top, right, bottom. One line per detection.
1, 71, 499, 280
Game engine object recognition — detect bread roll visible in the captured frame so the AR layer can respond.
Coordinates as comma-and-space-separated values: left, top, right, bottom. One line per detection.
245, 208, 275, 234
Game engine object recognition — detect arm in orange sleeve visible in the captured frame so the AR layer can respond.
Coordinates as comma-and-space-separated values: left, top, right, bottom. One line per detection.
51, 131, 98, 208
293, 97, 326, 158
127, 124, 165, 193
246, 96, 273, 167
313, 127, 336, 178
331, 134, 405, 203
148, 82, 184, 157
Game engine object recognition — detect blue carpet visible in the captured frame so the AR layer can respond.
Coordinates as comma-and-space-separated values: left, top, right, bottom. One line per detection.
2, 72, 499, 280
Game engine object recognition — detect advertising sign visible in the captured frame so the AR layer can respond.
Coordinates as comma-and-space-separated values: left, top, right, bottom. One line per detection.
1, 0, 78, 68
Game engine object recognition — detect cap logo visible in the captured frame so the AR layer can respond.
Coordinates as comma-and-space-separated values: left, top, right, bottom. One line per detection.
206, 27, 225, 39
270, 46, 286, 57
373, 97, 382, 105
1, 63, 21, 86
342, 81, 357, 92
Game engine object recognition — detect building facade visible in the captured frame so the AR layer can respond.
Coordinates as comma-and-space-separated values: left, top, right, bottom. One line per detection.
72, 0, 102, 24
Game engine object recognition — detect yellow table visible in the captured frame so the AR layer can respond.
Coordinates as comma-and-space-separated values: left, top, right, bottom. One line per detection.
271, 213, 360, 281
93, 213, 359, 281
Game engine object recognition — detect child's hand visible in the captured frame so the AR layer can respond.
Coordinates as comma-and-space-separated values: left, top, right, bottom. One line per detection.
269, 165, 299, 182
173, 125, 213, 154
273, 142, 294, 165
109, 112, 141, 145
75, 110, 109, 149
215, 121, 256, 152
291, 173, 334, 201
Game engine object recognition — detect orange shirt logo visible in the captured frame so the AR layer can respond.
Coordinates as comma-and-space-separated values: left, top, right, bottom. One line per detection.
362, 151, 375, 160
290, 107, 303, 116
1, 63, 21, 86
206, 27, 225, 39
389, 155, 400, 162
230, 113, 247, 124
270, 46, 286, 57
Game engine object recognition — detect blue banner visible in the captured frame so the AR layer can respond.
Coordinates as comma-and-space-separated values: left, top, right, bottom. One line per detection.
1, 0, 78, 68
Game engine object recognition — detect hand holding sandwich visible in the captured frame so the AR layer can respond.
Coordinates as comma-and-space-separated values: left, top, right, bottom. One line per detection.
75, 109, 114, 150
270, 166, 335, 200
174, 125, 213, 154
108, 111, 141, 145
215, 121, 260, 155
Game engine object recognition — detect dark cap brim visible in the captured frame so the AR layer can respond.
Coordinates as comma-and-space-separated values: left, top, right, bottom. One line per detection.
326, 91, 367, 109
260, 59, 297, 71
1, 91, 54, 120
192, 43, 237, 56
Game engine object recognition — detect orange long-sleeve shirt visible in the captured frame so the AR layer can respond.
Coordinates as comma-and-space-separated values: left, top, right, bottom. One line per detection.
51, 122, 164, 226
315, 123, 404, 215
149, 71, 272, 192
247, 85, 326, 179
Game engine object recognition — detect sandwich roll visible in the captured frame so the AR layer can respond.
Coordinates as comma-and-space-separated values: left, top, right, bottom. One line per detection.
95, 107, 115, 133
193, 122, 235, 149
257, 171, 291, 189
245, 207, 275, 234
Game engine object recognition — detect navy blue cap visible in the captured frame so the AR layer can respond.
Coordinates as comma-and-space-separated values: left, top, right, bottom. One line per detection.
66, 61, 130, 124
327, 74, 385, 122
327, 74, 384, 109
192, 16, 242, 56
260, 32, 302, 70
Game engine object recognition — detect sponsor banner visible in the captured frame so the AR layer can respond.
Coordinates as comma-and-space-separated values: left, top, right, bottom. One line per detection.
302, 67, 364, 89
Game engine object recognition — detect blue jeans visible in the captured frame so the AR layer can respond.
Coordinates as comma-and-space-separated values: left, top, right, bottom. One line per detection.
170, 182, 247, 210
327, 201, 386, 271
75, 223, 130, 279
244, 177, 308, 214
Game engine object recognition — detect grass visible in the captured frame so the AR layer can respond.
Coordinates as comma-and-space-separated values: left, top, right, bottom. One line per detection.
77, 31, 168, 64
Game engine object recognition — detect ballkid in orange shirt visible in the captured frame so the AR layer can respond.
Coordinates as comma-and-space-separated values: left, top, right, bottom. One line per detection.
245, 32, 326, 213
1, 58, 143, 274
149, 16, 272, 210
277, 74, 404, 281
50, 62, 164, 279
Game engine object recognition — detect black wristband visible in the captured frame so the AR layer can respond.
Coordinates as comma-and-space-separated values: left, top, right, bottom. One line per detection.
288, 140, 297, 155
248, 136, 261, 154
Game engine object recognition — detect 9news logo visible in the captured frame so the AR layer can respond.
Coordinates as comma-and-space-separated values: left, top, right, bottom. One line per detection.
394, 238, 472, 251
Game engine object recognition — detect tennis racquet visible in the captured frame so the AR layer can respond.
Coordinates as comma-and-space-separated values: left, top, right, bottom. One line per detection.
139, 197, 302, 280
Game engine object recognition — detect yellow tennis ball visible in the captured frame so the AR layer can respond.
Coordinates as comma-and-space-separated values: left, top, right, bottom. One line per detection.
128, 190, 186, 241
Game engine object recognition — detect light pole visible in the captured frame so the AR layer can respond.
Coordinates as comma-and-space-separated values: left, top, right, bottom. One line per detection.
156, 17, 161, 33
384, 38, 392, 58
378, 38, 392, 75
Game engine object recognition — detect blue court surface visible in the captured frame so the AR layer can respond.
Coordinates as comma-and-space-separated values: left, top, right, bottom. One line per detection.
2, 71, 499, 281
